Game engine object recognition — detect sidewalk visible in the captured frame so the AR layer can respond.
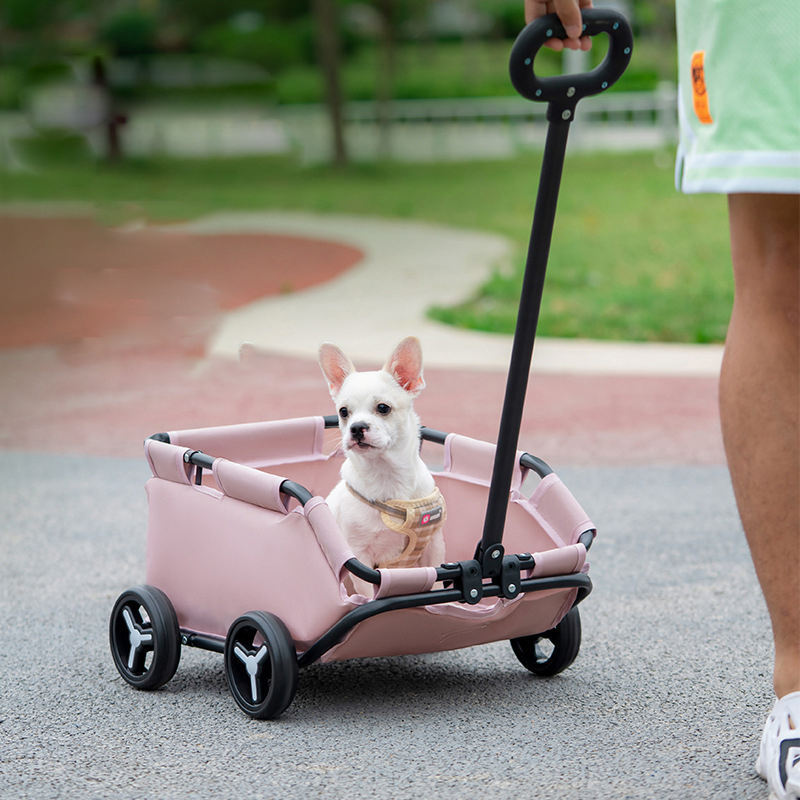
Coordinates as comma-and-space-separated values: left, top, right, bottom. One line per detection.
172, 211, 724, 377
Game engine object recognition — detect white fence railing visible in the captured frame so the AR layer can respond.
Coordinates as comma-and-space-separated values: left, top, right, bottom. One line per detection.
339, 85, 677, 129
1, 85, 678, 166
280, 85, 678, 162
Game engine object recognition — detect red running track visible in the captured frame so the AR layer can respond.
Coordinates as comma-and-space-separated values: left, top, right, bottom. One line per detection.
0, 214, 724, 465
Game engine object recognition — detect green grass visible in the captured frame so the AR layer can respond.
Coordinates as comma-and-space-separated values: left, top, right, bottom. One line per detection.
0, 149, 731, 343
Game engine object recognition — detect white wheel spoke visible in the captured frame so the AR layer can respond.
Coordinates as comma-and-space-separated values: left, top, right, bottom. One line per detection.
232, 638, 270, 705
120, 603, 154, 672
249, 673, 259, 703
127, 645, 136, 669
122, 607, 136, 633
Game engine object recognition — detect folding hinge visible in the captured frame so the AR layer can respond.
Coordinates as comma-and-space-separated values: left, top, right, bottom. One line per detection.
475, 541, 505, 579
500, 555, 521, 599
458, 560, 483, 605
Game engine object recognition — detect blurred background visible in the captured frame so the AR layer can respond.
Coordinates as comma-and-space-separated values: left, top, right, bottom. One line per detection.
0, 0, 731, 455
0, 0, 678, 164
0, 0, 731, 338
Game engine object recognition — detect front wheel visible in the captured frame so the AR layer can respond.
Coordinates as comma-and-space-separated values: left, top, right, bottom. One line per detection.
510, 606, 581, 676
109, 585, 181, 690
224, 611, 298, 719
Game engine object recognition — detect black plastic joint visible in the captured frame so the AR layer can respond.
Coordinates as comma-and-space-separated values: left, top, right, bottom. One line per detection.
501, 555, 522, 599
546, 100, 577, 124
458, 560, 483, 605
480, 543, 505, 578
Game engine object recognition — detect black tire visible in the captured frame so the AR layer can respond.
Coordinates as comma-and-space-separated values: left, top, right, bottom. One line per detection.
510, 606, 581, 676
109, 585, 181, 690
224, 611, 298, 720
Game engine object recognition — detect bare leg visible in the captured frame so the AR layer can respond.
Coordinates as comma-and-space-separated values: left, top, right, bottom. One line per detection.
721, 193, 800, 699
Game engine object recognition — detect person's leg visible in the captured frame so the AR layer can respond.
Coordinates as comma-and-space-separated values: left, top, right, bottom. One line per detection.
721, 192, 799, 699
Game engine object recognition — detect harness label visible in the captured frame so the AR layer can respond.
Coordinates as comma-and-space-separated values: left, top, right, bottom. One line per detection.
420, 506, 442, 526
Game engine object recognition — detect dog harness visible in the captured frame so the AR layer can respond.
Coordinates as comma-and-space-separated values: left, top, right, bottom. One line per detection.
346, 483, 447, 569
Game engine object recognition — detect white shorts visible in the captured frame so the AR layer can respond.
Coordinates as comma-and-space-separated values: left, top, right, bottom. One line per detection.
675, 0, 800, 195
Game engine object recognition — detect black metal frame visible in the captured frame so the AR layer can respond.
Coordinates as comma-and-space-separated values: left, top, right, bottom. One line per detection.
156, 418, 594, 667
144, 9, 633, 670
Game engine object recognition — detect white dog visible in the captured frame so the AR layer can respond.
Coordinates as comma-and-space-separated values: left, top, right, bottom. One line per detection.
319, 336, 446, 597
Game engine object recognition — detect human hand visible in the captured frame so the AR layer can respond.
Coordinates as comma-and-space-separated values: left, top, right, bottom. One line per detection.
523, 0, 593, 51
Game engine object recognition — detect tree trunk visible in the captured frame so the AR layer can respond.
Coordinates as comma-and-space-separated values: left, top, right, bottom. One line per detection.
91, 55, 125, 162
375, 0, 396, 160
312, 0, 347, 166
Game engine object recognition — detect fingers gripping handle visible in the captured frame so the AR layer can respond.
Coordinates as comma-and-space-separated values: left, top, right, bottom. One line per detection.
509, 8, 632, 115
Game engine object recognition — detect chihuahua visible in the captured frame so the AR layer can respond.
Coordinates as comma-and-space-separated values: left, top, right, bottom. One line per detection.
319, 336, 446, 596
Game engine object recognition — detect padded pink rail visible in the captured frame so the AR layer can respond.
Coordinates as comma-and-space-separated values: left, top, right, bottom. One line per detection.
143, 417, 594, 661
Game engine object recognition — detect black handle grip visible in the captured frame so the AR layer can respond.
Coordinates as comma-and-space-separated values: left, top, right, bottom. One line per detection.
509, 8, 633, 107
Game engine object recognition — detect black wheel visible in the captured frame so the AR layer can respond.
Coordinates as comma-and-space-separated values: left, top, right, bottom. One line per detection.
109, 585, 181, 690
510, 606, 581, 676
224, 611, 298, 720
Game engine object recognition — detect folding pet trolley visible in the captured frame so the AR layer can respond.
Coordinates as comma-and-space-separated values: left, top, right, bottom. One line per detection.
109, 10, 633, 719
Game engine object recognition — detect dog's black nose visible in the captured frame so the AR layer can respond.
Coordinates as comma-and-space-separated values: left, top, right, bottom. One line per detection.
350, 422, 369, 441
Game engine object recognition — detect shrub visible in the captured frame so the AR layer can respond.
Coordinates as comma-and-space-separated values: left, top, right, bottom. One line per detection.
101, 10, 158, 58
194, 20, 309, 73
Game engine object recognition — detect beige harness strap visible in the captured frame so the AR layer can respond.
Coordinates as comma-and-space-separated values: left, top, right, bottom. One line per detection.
346, 483, 447, 569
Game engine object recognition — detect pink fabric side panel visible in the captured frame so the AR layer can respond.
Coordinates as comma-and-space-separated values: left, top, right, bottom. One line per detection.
529, 473, 595, 544
304, 496, 354, 581
144, 439, 192, 484
169, 416, 326, 468
375, 567, 437, 599
145, 479, 350, 648
212, 458, 289, 513
530, 543, 587, 577
442, 433, 524, 492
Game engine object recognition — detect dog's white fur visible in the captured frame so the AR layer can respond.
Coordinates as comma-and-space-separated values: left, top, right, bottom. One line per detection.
319, 336, 445, 596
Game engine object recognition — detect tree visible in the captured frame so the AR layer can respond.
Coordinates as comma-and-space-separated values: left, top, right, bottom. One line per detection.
312, 0, 347, 165
373, 0, 396, 159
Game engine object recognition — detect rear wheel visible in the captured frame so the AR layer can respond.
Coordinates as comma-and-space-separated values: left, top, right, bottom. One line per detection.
109, 585, 181, 690
224, 611, 298, 719
510, 606, 581, 676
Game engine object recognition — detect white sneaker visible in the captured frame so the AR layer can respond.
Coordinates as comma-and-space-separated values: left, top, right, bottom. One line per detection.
756, 691, 800, 800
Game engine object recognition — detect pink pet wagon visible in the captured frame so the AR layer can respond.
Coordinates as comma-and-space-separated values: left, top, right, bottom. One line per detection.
109, 10, 633, 719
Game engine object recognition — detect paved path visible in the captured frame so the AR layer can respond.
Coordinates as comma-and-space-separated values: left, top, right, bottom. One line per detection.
0, 454, 770, 800
0, 210, 766, 800
176, 211, 724, 377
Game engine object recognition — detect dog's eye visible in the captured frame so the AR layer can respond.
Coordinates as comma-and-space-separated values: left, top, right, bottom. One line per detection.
339, 407, 349, 419
376, 403, 391, 415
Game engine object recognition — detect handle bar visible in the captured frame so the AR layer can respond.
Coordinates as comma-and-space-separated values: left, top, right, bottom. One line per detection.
509, 8, 633, 112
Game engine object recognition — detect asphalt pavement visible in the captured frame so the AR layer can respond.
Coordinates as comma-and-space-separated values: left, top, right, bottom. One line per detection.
0, 453, 770, 799
0, 210, 770, 800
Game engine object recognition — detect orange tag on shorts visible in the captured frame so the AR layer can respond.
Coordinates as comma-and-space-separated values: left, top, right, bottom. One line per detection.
691, 51, 713, 124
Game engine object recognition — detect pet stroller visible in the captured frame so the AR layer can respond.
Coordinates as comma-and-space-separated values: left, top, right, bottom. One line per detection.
109, 10, 633, 719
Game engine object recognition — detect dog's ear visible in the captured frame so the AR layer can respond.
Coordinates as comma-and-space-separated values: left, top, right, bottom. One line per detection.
384, 336, 426, 396
319, 343, 355, 397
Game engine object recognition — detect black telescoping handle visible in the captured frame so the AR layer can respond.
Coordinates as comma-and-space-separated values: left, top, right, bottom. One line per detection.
477, 10, 632, 569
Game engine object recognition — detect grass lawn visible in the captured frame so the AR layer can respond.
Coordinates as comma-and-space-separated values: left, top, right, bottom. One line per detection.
0, 147, 732, 343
